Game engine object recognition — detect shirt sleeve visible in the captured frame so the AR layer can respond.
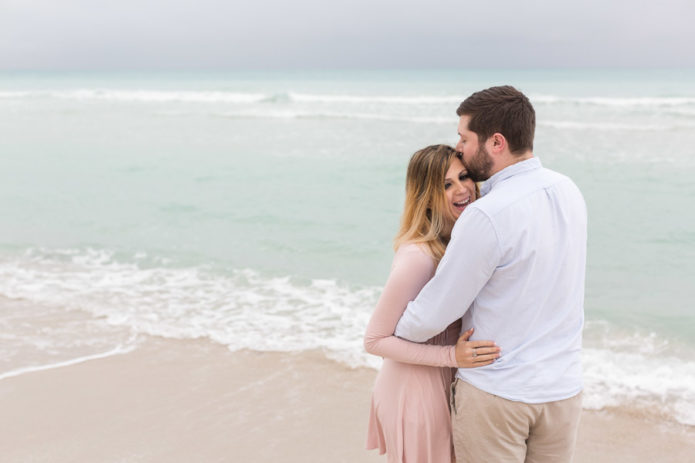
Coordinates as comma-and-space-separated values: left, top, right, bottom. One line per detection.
363, 244, 458, 367
394, 207, 501, 342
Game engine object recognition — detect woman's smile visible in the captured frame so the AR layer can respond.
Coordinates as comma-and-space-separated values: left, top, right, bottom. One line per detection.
452, 197, 471, 213
444, 157, 477, 220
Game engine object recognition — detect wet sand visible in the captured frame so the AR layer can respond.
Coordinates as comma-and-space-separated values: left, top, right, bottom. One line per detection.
1, 338, 693, 462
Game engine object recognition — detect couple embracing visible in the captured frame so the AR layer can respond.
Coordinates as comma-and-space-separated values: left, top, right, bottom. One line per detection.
365, 86, 586, 462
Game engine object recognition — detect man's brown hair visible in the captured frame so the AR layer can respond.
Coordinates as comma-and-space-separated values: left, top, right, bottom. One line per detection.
456, 85, 535, 154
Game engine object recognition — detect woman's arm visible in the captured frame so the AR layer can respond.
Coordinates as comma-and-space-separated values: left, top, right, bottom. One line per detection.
363, 244, 460, 367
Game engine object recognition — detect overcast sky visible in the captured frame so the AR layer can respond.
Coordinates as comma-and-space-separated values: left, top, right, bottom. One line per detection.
1, 0, 693, 70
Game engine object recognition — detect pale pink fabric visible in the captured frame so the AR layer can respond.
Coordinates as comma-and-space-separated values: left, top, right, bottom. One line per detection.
365, 243, 461, 463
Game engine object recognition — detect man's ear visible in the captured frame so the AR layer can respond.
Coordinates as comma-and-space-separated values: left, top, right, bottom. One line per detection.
489, 133, 507, 155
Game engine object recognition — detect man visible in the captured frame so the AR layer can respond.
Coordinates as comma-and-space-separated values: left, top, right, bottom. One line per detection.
394, 86, 587, 462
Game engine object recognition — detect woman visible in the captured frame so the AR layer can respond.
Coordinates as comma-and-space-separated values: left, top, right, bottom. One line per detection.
364, 144, 500, 463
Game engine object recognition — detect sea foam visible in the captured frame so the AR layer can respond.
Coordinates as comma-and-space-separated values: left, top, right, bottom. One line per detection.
3, 89, 695, 109
0, 89, 268, 103
531, 95, 695, 107
1, 247, 694, 425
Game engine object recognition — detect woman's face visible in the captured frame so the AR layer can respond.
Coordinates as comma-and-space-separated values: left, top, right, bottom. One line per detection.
444, 157, 476, 220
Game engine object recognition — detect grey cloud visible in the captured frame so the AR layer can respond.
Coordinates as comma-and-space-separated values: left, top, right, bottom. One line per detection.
0, 0, 693, 69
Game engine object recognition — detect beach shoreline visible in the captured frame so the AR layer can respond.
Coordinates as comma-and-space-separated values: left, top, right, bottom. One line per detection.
1, 337, 693, 462
2, 69, 695, 461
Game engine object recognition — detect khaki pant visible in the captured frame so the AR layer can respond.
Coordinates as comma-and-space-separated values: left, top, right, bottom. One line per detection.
450, 379, 582, 463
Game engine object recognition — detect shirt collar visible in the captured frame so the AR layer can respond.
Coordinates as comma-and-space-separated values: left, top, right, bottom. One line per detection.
480, 157, 542, 196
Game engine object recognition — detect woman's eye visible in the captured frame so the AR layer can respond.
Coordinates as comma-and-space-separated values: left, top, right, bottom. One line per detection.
444, 183, 451, 190
459, 174, 468, 181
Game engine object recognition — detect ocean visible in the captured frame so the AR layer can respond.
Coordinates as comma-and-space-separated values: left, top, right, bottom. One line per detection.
0, 69, 694, 425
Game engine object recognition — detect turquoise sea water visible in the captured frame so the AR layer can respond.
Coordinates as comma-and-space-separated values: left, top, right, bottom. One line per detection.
1, 69, 694, 424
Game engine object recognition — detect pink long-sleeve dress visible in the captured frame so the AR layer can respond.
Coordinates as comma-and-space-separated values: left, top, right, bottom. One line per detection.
364, 243, 461, 463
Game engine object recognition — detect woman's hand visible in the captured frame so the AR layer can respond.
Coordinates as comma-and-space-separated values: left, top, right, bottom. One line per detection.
455, 328, 500, 368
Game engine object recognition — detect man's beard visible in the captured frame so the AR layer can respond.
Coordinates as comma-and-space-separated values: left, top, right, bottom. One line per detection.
464, 144, 494, 182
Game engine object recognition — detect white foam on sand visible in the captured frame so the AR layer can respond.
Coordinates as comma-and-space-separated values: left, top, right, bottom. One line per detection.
0, 343, 137, 381
582, 324, 695, 425
0, 248, 382, 369
1, 247, 694, 424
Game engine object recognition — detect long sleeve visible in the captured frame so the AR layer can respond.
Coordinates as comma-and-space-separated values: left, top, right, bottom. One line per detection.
363, 244, 458, 368
395, 207, 501, 342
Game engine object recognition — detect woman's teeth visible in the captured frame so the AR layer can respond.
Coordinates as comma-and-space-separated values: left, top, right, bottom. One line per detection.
453, 198, 470, 208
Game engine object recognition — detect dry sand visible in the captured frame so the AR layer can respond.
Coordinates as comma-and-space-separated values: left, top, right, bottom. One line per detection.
1, 338, 693, 462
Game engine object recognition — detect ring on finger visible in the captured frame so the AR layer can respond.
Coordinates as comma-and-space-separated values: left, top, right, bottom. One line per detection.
472, 350, 477, 358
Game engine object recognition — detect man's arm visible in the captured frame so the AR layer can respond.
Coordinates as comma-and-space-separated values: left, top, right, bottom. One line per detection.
394, 207, 501, 342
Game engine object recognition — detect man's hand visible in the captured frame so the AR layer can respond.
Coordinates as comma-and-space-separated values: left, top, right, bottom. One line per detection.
455, 328, 501, 368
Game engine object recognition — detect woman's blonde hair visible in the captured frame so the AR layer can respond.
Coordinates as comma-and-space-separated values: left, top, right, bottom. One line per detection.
394, 144, 461, 262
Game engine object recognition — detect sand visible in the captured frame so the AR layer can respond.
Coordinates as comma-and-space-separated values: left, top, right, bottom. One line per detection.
1, 337, 693, 462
